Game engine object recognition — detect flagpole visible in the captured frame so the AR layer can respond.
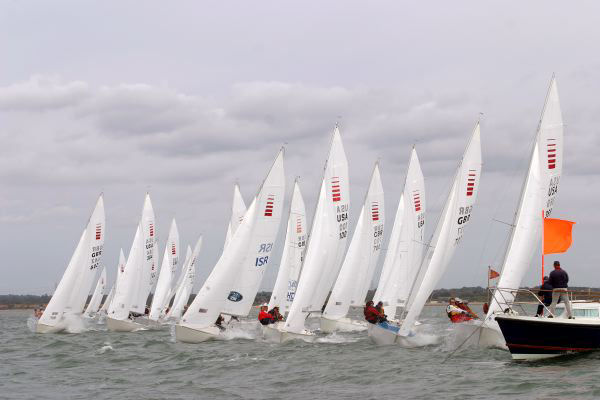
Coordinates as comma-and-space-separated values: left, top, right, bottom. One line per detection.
541, 210, 545, 284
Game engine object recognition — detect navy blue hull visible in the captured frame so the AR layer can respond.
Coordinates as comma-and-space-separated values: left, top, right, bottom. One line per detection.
496, 315, 600, 359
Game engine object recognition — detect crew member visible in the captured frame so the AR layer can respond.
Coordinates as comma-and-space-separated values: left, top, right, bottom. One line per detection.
535, 276, 553, 316
258, 304, 275, 325
215, 314, 225, 331
375, 301, 388, 321
548, 261, 573, 319
455, 298, 478, 319
446, 298, 464, 317
269, 306, 283, 321
364, 301, 385, 324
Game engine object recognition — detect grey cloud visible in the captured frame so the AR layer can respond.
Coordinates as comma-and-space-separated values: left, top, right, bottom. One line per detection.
0, 75, 90, 111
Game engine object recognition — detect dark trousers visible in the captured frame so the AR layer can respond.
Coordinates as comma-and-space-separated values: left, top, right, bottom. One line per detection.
536, 302, 551, 316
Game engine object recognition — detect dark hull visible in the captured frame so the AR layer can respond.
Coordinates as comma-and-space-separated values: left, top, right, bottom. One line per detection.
496, 315, 600, 360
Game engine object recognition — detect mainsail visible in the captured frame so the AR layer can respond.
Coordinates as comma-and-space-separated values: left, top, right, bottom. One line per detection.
107, 194, 156, 320
84, 267, 106, 317
284, 127, 350, 334
323, 162, 384, 321
486, 77, 563, 317
180, 149, 285, 329
399, 123, 482, 336
268, 179, 307, 314
374, 149, 425, 319
168, 236, 202, 322
149, 219, 180, 321
39, 195, 105, 328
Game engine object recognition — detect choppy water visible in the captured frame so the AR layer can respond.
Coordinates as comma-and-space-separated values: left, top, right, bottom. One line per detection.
3, 306, 600, 399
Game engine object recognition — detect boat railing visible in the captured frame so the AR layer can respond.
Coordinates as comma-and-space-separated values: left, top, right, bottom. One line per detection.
488, 287, 600, 317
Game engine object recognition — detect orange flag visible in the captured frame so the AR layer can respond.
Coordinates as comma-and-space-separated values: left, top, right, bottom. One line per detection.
489, 268, 500, 279
543, 218, 575, 255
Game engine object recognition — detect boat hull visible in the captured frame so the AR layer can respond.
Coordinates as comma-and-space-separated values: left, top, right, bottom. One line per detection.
175, 324, 221, 343
263, 323, 316, 343
320, 317, 367, 333
35, 322, 65, 334
368, 321, 400, 345
451, 319, 508, 350
496, 315, 600, 360
106, 317, 144, 332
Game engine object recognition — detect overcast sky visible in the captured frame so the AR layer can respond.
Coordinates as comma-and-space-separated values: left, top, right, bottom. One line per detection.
1, 1, 599, 295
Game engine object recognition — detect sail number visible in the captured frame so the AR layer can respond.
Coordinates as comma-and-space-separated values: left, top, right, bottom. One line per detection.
373, 224, 384, 251
89, 245, 103, 270
255, 242, 273, 267
337, 204, 349, 239
145, 238, 154, 261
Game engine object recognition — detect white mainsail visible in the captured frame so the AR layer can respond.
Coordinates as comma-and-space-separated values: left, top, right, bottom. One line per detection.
284, 127, 350, 334
38, 195, 105, 330
399, 123, 482, 336
222, 151, 286, 317
149, 219, 180, 321
168, 236, 202, 322
101, 249, 125, 313
374, 149, 426, 319
268, 179, 307, 314
486, 77, 563, 317
224, 183, 247, 251
179, 149, 285, 331
323, 162, 384, 321
84, 267, 106, 317
107, 194, 156, 320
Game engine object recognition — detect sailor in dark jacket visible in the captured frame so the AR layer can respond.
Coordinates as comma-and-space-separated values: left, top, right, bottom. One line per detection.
535, 276, 553, 316
548, 261, 573, 318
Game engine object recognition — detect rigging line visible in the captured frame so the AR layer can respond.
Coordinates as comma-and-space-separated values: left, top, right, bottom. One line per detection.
442, 321, 489, 364
492, 218, 516, 227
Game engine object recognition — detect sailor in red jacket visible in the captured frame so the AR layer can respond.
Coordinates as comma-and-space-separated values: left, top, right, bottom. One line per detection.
258, 304, 275, 325
364, 301, 385, 324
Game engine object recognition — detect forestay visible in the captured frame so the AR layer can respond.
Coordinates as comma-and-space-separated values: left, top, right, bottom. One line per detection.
149, 219, 180, 321
323, 162, 384, 321
39, 195, 105, 327
284, 127, 350, 334
180, 149, 285, 329
84, 267, 106, 317
400, 123, 482, 336
108, 194, 156, 320
374, 149, 426, 319
487, 78, 563, 317
268, 180, 307, 314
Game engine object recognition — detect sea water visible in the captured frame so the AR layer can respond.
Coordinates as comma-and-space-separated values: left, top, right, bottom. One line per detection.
2, 306, 600, 399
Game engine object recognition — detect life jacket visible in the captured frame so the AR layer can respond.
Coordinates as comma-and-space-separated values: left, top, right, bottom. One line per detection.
364, 306, 380, 324
258, 310, 274, 325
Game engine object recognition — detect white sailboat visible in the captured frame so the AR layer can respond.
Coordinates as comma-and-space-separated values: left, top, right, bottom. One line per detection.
36, 195, 105, 333
373, 148, 426, 321
84, 267, 106, 318
166, 236, 202, 322
224, 183, 247, 251
149, 219, 180, 321
369, 123, 482, 345
176, 149, 285, 343
99, 249, 125, 315
267, 179, 307, 315
266, 127, 349, 343
475, 77, 564, 348
321, 162, 384, 333
106, 194, 157, 332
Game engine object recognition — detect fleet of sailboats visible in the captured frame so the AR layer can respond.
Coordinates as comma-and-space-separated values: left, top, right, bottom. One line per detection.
32, 79, 575, 363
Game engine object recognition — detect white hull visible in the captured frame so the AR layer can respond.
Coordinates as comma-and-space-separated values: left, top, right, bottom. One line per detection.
262, 323, 316, 343
106, 317, 144, 332
35, 322, 65, 334
452, 319, 508, 350
368, 322, 399, 345
175, 324, 222, 343
320, 317, 367, 333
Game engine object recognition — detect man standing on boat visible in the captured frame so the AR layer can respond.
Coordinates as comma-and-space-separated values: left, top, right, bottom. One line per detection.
535, 276, 553, 317
548, 261, 573, 319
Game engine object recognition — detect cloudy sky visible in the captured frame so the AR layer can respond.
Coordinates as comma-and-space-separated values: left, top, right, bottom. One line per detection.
1, 1, 599, 295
